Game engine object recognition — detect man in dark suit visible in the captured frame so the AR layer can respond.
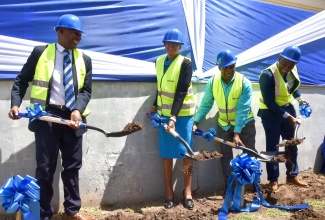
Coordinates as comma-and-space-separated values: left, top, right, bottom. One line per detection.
258, 46, 309, 192
8, 14, 94, 220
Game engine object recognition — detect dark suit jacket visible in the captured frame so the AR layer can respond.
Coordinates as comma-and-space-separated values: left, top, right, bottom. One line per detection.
257, 68, 300, 120
11, 44, 92, 133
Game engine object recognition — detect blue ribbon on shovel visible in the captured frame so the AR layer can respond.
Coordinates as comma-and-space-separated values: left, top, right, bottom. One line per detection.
0, 175, 40, 220
218, 153, 308, 220
19, 103, 87, 128
18, 103, 47, 123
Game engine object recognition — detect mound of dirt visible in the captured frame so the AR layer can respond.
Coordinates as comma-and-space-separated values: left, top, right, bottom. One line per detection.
2, 169, 324, 220
96, 169, 325, 220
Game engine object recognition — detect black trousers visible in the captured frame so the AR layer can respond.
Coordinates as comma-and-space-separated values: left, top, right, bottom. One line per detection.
34, 107, 83, 220
217, 120, 256, 185
262, 116, 299, 182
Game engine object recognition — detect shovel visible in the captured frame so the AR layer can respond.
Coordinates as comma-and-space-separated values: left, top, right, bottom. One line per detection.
194, 129, 286, 163
163, 124, 223, 161
277, 121, 305, 147
162, 123, 199, 158
147, 113, 222, 161
18, 112, 142, 137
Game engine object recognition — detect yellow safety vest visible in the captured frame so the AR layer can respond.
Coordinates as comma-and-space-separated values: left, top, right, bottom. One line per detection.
30, 43, 90, 116
156, 55, 195, 117
259, 63, 300, 109
212, 72, 253, 126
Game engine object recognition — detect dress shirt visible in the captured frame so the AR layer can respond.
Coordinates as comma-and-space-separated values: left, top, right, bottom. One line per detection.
49, 43, 72, 105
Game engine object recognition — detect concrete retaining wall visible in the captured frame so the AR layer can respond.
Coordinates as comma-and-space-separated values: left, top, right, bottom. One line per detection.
0, 80, 324, 212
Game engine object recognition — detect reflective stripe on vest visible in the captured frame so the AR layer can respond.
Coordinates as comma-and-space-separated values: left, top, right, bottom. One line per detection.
259, 63, 300, 109
156, 55, 195, 117
212, 72, 253, 126
30, 43, 90, 116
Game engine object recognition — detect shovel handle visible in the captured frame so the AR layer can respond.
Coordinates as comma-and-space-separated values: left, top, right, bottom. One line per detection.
194, 129, 238, 148
210, 136, 266, 159
18, 112, 86, 128
213, 136, 237, 148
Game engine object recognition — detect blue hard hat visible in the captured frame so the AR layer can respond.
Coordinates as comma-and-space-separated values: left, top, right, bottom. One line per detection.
216, 49, 237, 67
54, 14, 84, 33
280, 46, 301, 63
162, 29, 184, 45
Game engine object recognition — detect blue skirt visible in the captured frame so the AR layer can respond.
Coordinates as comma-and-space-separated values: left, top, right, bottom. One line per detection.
158, 116, 194, 158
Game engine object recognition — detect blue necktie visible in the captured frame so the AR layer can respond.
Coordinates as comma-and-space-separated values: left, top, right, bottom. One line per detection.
63, 49, 76, 111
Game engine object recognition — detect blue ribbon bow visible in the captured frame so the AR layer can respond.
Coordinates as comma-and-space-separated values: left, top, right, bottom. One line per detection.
218, 153, 308, 220
202, 127, 218, 142
147, 112, 169, 128
0, 175, 40, 220
24, 103, 47, 122
299, 103, 312, 118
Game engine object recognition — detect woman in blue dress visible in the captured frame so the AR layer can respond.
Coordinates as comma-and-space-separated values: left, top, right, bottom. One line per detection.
148, 29, 196, 210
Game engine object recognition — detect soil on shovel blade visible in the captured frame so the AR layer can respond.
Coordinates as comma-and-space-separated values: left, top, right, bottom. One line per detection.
119, 122, 142, 136
123, 122, 142, 132
273, 151, 291, 163
277, 138, 305, 147
189, 151, 223, 161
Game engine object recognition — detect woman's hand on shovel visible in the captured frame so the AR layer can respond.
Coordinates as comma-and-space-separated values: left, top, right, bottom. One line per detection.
192, 122, 198, 133
166, 117, 176, 133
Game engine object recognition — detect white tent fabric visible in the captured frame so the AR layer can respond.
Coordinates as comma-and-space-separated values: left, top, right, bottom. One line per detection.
0, 1, 323, 83
0, 35, 155, 78
182, 0, 206, 78
203, 10, 325, 79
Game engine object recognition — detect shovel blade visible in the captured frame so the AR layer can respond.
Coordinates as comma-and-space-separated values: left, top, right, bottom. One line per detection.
259, 151, 288, 163
180, 152, 201, 161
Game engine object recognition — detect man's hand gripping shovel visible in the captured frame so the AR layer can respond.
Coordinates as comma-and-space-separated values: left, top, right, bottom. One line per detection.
147, 113, 222, 161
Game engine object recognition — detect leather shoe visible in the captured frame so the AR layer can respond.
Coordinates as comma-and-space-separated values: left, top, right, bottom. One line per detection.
268, 182, 278, 191
286, 177, 309, 187
184, 198, 194, 210
183, 190, 194, 210
164, 199, 174, 209
63, 213, 96, 220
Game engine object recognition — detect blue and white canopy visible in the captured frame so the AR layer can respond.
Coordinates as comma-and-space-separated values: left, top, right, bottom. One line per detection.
0, 0, 324, 85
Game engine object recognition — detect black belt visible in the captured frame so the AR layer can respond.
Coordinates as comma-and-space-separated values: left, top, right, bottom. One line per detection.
48, 104, 68, 111
282, 103, 290, 107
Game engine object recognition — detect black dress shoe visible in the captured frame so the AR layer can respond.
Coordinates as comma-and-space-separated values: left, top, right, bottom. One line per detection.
164, 199, 174, 209
183, 190, 194, 210
184, 198, 194, 210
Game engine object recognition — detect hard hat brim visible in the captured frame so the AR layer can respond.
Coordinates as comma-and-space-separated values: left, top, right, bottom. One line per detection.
162, 40, 184, 45
218, 59, 237, 67
280, 54, 299, 63
54, 27, 86, 36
